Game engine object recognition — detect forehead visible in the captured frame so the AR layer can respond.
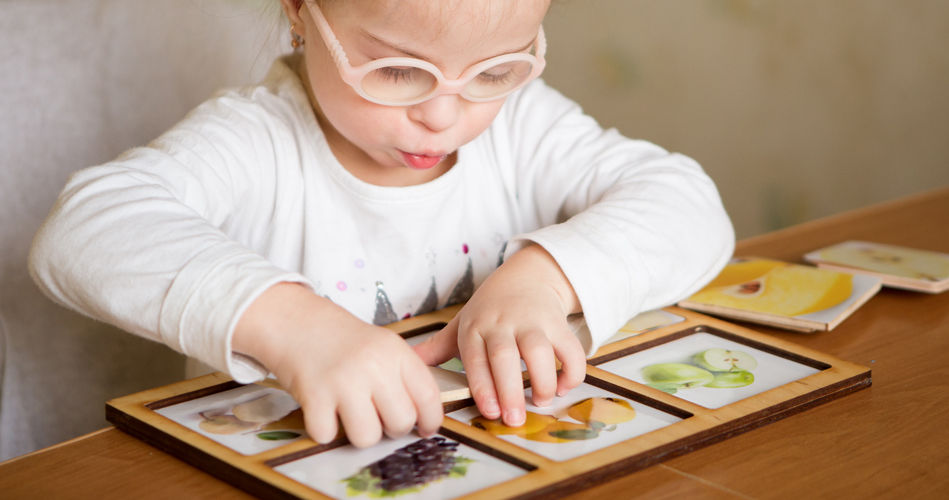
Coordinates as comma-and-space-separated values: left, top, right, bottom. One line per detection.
332, 0, 549, 59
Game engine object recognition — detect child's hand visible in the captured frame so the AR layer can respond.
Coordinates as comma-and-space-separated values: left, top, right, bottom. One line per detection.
233, 283, 443, 448
413, 245, 587, 426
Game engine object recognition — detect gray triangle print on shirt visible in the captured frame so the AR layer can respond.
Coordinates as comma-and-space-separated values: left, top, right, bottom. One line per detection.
445, 258, 474, 307
373, 281, 399, 325
414, 277, 439, 316
497, 241, 508, 268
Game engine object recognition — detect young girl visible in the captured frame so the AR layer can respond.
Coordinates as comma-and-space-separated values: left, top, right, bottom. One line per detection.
29, 0, 733, 448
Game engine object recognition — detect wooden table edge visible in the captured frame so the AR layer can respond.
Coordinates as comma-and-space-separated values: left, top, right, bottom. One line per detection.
0, 426, 114, 466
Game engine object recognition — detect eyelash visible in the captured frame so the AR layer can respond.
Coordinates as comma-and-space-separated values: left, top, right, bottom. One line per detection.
378, 67, 417, 83
377, 66, 515, 86
477, 71, 514, 86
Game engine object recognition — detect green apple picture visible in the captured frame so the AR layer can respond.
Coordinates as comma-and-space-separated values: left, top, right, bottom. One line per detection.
641, 348, 758, 394
706, 370, 755, 388
645, 382, 683, 394
692, 348, 758, 372
599, 333, 823, 410
641, 363, 714, 389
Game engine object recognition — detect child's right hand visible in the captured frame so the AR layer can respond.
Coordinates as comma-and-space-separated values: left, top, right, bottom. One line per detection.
232, 283, 443, 448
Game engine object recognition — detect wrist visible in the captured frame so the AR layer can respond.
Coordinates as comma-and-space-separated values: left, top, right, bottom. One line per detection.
232, 282, 335, 374
507, 244, 582, 315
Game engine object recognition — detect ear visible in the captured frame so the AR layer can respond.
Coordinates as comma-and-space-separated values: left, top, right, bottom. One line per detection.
278, 0, 307, 36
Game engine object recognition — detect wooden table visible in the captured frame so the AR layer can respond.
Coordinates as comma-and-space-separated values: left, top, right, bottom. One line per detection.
2, 187, 948, 499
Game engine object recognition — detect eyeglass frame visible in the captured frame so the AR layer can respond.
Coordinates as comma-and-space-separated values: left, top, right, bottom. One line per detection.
305, 2, 547, 107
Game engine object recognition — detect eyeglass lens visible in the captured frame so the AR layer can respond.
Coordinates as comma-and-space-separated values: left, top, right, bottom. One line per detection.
360, 60, 535, 103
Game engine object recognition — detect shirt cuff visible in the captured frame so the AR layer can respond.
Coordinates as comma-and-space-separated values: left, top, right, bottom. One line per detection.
158, 242, 315, 383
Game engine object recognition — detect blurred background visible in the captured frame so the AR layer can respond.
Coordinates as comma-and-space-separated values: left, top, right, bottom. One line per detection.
543, 0, 949, 239
1, 0, 947, 459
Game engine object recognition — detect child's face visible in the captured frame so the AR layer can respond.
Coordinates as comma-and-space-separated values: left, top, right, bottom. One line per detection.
284, 0, 550, 186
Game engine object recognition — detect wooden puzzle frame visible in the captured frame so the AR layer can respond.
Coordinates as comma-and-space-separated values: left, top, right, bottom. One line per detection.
106, 307, 870, 500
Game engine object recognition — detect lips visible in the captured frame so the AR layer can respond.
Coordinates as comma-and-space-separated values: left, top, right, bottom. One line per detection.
399, 150, 448, 170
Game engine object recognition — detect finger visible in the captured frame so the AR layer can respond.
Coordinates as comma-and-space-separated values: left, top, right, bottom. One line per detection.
337, 393, 384, 448
300, 393, 340, 445
402, 356, 444, 437
484, 333, 528, 427
551, 324, 588, 396
412, 317, 461, 366
516, 330, 557, 407
458, 329, 501, 420
372, 381, 418, 440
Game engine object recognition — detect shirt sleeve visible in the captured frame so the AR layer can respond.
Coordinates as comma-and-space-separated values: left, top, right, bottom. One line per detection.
28, 91, 313, 383
495, 79, 735, 356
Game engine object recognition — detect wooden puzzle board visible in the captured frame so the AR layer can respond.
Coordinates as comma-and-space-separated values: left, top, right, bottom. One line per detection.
106, 307, 870, 500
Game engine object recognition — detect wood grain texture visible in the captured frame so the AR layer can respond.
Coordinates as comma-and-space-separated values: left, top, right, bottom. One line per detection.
563, 187, 949, 499
0, 427, 257, 500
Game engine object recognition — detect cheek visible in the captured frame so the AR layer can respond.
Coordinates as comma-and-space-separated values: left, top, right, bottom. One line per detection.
459, 100, 507, 143
328, 99, 405, 146
307, 61, 400, 144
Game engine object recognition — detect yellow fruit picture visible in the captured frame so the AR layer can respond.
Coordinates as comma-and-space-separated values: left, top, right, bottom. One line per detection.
566, 397, 636, 427
818, 242, 949, 281
471, 398, 634, 444
471, 412, 558, 438
448, 384, 682, 462
688, 259, 854, 317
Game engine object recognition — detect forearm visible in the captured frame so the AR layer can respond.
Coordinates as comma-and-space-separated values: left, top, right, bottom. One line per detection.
28, 152, 311, 381
233, 282, 370, 380
500, 80, 734, 354
517, 160, 734, 352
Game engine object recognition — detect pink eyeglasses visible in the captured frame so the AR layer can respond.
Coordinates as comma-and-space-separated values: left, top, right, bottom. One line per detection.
306, 3, 547, 106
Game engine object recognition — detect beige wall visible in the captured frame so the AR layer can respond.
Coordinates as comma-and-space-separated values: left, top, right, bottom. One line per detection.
542, 0, 949, 238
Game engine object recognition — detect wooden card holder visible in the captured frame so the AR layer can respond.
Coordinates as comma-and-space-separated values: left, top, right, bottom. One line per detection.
106, 307, 870, 500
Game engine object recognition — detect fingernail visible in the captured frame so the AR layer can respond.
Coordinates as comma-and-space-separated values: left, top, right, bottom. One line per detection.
483, 400, 500, 416
556, 388, 570, 397
505, 408, 525, 426
534, 398, 552, 408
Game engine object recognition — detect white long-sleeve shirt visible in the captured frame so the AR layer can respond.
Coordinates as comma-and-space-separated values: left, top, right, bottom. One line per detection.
29, 55, 734, 383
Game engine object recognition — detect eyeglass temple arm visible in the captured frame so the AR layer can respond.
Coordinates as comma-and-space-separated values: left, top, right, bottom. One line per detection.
309, 3, 351, 69
536, 25, 547, 64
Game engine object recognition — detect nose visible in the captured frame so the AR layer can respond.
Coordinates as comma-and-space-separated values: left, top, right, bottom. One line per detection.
407, 94, 462, 133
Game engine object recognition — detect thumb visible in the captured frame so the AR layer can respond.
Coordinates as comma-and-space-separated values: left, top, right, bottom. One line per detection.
412, 316, 460, 366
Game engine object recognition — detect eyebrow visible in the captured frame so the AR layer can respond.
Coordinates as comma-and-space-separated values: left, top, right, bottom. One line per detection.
357, 29, 535, 63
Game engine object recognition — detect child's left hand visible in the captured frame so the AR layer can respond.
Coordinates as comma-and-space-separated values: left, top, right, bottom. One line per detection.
413, 244, 587, 427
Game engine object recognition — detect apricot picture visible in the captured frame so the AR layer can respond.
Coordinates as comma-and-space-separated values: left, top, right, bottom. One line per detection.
471, 412, 557, 438
566, 397, 636, 429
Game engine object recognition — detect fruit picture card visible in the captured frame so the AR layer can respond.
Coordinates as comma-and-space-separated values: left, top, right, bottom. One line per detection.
155, 384, 307, 456
448, 383, 683, 462
677, 257, 882, 332
804, 240, 949, 293
596, 332, 820, 409
107, 307, 870, 500
273, 432, 527, 500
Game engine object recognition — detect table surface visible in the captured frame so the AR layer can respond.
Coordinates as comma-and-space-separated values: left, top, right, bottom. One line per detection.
2, 187, 948, 500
